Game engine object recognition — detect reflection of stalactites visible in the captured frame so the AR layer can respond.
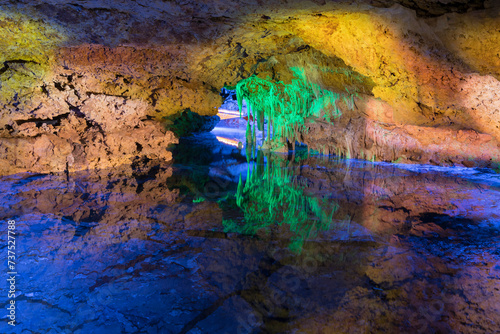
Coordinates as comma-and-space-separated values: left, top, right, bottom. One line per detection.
236, 174, 244, 207
245, 140, 253, 163
227, 153, 339, 253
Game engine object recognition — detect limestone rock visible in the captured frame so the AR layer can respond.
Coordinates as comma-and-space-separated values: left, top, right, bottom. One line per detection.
0, 0, 499, 174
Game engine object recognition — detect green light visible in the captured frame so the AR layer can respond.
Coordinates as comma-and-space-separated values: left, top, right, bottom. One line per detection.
193, 197, 205, 203
223, 151, 338, 253
236, 67, 355, 149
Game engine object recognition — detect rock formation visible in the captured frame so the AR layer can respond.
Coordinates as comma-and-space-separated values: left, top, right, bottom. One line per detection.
1, 0, 499, 174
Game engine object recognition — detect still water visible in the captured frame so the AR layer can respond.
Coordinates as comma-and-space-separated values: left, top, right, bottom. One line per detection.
1, 130, 499, 333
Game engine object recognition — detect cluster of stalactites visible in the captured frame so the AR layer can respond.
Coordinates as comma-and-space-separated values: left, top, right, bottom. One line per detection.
236, 67, 354, 149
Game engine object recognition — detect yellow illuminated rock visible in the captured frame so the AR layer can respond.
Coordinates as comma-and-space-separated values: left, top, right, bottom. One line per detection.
0, 0, 499, 174
0, 10, 66, 104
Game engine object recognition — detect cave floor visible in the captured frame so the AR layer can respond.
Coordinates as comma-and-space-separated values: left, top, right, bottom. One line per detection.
0, 123, 499, 333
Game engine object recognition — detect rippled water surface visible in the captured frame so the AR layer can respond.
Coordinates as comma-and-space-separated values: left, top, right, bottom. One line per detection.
1, 130, 499, 333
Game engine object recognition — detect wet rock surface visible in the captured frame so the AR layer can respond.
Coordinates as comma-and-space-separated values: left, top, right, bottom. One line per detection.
0, 135, 499, 333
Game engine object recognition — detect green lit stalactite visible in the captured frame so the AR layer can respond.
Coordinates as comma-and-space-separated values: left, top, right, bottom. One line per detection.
225, 67, 360, 251
236, 67, 356, 152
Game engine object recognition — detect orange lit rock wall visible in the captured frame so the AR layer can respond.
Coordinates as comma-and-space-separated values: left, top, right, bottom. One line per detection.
1, 0, 499, 174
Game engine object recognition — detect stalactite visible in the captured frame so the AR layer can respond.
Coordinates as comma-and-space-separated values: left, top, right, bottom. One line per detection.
236, 67, 356, 151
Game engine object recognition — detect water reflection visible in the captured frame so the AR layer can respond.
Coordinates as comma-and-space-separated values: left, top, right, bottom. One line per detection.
224, 150, 338, 253
0, 132, 499, 333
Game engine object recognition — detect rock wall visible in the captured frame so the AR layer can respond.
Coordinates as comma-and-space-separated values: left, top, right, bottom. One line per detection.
1, 0, 499, 174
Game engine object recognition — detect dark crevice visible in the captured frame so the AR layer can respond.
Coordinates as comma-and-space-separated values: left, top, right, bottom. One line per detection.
0, 59, 40, 76
234, 42, 249, 58
29, 103, 44, 115
149, 89, 160, 107
209, 15, 231, 23
54, 82, 65, 91
13, 295, 72, 316
14, 113, 71, 128
294, 45, 310, 53
177, 291, 240, 334
178, 255, 285, 334
135, 142, 143, 153
74, 89, 81, 99
370, 0, 486, 17
175, 76, 190, 84
85, 91, 128, 99
378, 205, 411, 214
41, 84, 50, 97
90, 120, 106, 138
88, 244, 201, 293
65, 101, 85, 118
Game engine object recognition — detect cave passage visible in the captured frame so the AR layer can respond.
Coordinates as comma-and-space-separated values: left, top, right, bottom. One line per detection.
1, 0, 500, 332
1, 131, 499, 333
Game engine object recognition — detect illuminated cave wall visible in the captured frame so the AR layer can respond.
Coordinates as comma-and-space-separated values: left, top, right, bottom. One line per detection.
0, 0, 499, 174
